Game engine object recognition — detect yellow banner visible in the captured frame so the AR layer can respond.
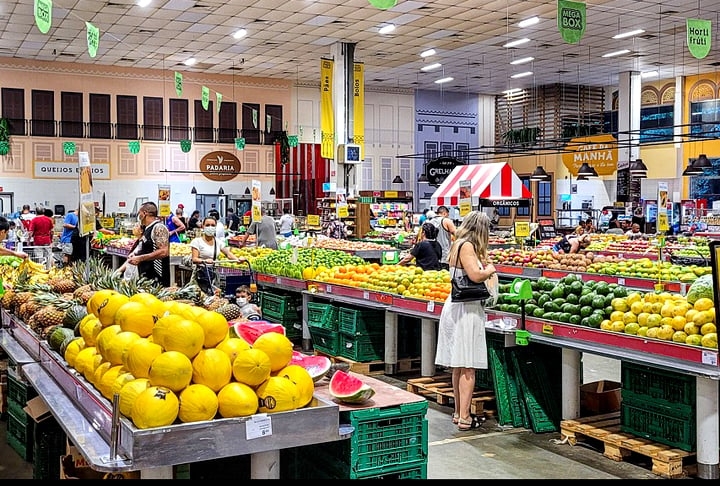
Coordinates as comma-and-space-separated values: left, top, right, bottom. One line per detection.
459, 201, 472, 217
515, 221, 530, 237
320, 59, 335, 159
353, 62, 365, 160
657, 212, 669, 231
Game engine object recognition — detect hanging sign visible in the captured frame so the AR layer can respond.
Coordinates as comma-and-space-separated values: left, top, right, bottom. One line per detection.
158, 184, 171, 218
514, 222, 530, 238
307, 215, 320, 226
687, 19, 712, 59
426, 156, 466, 187
561, 134, 618, 176
320, 59, 335, 159
251, 180, 262, 223
557, 0, 586, 44
199, 151, 240, 182
86, 22, 99, 58
174, 72, 183, 96
78, 152, 96, 237
459, 179, 472, 217
34, 0, 52, 34
201, 86, 210, 110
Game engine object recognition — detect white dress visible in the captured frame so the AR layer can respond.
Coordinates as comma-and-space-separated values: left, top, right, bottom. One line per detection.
434, 265, 488, 369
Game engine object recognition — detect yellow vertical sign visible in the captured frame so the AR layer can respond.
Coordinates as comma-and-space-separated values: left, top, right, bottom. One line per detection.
459, 179, 472, 217
320, 59, 334, 159
353, 62, 365, 160
77, 152, 96, 237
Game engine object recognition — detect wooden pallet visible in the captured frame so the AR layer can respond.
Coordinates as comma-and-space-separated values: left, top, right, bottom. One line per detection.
314, 352, 420, 376
406, 375, 495, 416
560, 412, 697, 478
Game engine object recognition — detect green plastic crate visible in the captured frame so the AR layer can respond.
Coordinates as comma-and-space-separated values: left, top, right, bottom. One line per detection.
306, 302, 339, 331
283, 447, 427, 479
7, 368, 37, 405
621, 362, 696, 408
338, 307, 385, 336
338, 332, 383, 362
309, 326, 339, 356
259, 292, 301, 322
33, 419, 67, 480
620, 396, 696, 452
6, 409, 33, 462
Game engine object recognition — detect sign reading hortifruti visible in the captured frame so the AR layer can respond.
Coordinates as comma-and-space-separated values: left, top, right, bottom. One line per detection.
687, 19, 711, 59
34, 161, 110, 179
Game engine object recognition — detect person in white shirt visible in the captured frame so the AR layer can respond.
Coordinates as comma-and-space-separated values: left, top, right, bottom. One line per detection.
278, 208, 296, 237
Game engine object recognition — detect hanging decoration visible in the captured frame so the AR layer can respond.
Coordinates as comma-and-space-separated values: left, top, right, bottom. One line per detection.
235, 138, 246, 150
174, 72, 183, 97
0, 142, 9, 156
288, 135, 299, 148
128, 140, 140, 154
368, 0, 397, 9
180, 139, 192, 153
0, 118, 9, 155
63, 141, 76, 156
34, 0, 52, 34
277, 131, 290, 165
201, 86, 210, 110
687, 19, 712, 59
86, 21, 99, 58
557, 0, 586, 44
216, 92, 222, 113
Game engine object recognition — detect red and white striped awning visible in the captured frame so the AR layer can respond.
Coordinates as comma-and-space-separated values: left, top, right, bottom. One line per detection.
430, 162, 533, 208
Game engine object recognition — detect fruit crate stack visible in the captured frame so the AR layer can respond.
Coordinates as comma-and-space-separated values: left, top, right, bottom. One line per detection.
33, 417, 66, 480
5, 366, 38, 462
282, 401, 428, 479
306, 301, 340, 356
258, 291, 303, 341
336, 306, 385, 362
619, 362, 696, 452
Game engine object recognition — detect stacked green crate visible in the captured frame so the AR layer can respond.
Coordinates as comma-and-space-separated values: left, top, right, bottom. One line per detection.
306, 301, 340, 356
620, 362, 696, 452
6, 368, 38, 461
259, 291, 303, 341
510, 348, 560, 433
33, 417, 66, 479
337, 307, 385, 362
488, 344, 524, 427
283, 401, 428, 479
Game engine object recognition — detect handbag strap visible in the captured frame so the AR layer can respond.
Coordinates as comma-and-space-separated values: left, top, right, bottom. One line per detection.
451, 240, 467, 281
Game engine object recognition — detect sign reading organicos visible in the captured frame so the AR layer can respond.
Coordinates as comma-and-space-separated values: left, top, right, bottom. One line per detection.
561, 134, 618, 176
426, 156, 466, 187
200, 151, 241, 181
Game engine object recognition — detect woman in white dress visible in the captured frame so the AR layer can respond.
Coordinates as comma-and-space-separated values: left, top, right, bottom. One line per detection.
435, 210, 498, 431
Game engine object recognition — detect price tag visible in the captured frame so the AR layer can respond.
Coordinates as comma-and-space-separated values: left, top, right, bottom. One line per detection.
702, 350, 718, 366
514, 221, 530, 238
680, 282, 687, 296
657, 212, 669, 231
246, 414, 272, 439
618, 253, 624, 259
307, 214, 320, 226
276, 276, 281, 284
363, 291, 370, 300
426, 300, 435, 312
337, 205, 349, 218
542, 324, 553, 335
326, 284, 332, 293
617, 277, 625, 286
384, 191, 398, 198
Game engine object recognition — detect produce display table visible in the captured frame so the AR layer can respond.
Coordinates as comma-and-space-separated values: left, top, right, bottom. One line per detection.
104, 247, 183, 286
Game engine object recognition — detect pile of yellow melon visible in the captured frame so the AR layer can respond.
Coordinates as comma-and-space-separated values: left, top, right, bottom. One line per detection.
63, 290, 314, 429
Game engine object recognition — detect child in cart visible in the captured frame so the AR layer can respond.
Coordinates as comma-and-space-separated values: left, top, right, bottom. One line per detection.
232, 285, 262, 320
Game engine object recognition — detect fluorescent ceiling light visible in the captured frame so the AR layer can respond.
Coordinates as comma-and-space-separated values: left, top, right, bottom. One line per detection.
233, 28, 247, 40
420, 49, 436, 58
137, 0, 151, 7
612, 29, 646, 39
379, 24, 396, 35
503, 88, 522, 95
503, 38, 530, 48
641, 70, 658, 78
184, 57, 197, 66
511, 71, 533, 79
518, 17, 539, 28
602, 49, 630, 58
421, 63, 442, 72
510, 56, 534, 65
435, 77, 453, 84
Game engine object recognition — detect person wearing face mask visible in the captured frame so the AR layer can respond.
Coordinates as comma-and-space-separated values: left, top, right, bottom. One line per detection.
126, 202, 171, 286
190, 217, 245, 295
232, 285, 262, 320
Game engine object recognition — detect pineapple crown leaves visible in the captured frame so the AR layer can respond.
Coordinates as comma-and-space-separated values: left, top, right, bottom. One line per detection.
30, 291, 79, 310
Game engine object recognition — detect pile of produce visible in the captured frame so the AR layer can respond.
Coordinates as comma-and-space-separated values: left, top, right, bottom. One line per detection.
250, 248, 366, 279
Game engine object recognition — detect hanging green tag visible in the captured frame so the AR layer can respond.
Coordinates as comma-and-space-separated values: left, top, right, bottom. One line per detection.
288, 135, 298, 147
34, 0, 52, 34
235, 138, 246, 150
216, 92, 222, 113
0, 141, 9, 156
63, 141, 76, 156
180, 139, 192, 153
368, 0, 397, 9
86, 22, 99, 58
557, 0, 586, 44
201, 86, 210, 110
687, 19, 711, 59
252, 109, 258, 129
175, 72, 183, 96
128, 140, 140, 154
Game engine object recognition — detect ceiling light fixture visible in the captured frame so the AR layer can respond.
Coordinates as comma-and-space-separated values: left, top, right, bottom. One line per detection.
137, 0, 152, 7
502, 88, 522, 95
392, 175, 404, 184
602, 49, 630, 58
612, 29, 646, 39
530, 165, 550, 181
510, 56, 534, 65
269, 187, 275, 195
418, 173, 428, 183
577, 162, 596, 177
233, 28, 247, 40
510, 71, 533, 79
218, 187, 225, 195
694, 153, 712, 170
190, 186, 197, 194
183, 57, 197, 66
378, 24, 396, 35
640, 70, 658, 78
434, 77, 453, 84
420, 49, 436, 58
503, 38, 531, 48
244, 187, 251, 195
518, 17, 540, 28
682, 162, 704, 176
629, 159, 648, 174
576, 174, 588, 181
421, 63, 442, 72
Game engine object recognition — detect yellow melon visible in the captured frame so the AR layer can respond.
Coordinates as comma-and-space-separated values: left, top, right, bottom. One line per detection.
217, 382, 258, 418
92, 361, 113, 388
129, 292, 165, 316
105, 331, 142, 366
148, 351, 193, 392
79, 316, 103, 347
232, 348, 272, 387
87, 289, 117, 317
73, 344, 98, 375
63, 337, 86, 368
111, 372, 136, 398
191, 348, 233, 392
194, 311, 229, 348
95, 324, 122, 359
84, 354, 106, 383
256, 375, 300, 413
215, 337, 251, 362
119, 378, 151, 418
98, 365, 126, 400
252, 332, 293, 372
115, 301, 157, 337
131, 386, 179, 429
152, 313, 184, 348
161, 318, 205, 359
123, 338, 163, 379
178, 384, 219, 423
275, 364, 314, 408
96, 293, 131, 327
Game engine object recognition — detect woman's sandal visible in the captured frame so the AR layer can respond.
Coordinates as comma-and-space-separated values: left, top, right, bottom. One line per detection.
457, 415, 485, 431
452, 413, 459, 424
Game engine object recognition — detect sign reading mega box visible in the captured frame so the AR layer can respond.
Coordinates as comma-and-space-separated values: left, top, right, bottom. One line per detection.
34, 161, 110, 179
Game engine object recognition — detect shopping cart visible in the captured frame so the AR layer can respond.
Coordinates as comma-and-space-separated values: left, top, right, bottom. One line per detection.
22, 245, 54, 271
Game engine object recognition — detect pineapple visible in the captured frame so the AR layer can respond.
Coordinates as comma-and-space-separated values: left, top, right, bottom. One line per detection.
48, 275, 77, 294
216, 303, 242, 321
204, 296, 229, 312
31, 305, 65, 335
1, 288, 16, 309
26, 291, 77, 328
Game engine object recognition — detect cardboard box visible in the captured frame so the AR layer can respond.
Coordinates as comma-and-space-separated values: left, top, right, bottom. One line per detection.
23, 395, 54, 424
580, 380, 622, 415
60, 454, 140, 479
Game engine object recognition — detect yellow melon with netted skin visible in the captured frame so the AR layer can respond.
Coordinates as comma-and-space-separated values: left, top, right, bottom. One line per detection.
64, 337, 86, 368
73, 346, 99, 375
79, 316, 103, 347
131, 386, 179, 429
161, 318, 205, 359
123, 338, 163, 379
151, 313, 185, 349
111, 372, 136, 397
252, 332, 293, 372
217, 382, 258, 418
119, 378, 151, 418
92, 361, 113, 387
216, 337, 251, 362
232, 348, 272, 387
191, 348, 232, 392
275, 364, 314, 408
194, 311, 229, 348
178, 384, 219, 423
96, 293, 130, 327
84, 354, 106, 383
105, 331, 142, 366
129, 292, 165, 316
115, 301, 157, 337
98, 365, 126, 400
95, 324, 122, 359
148, 351, 193, 392
256, 375, 300, 413
87, 289, 118, 317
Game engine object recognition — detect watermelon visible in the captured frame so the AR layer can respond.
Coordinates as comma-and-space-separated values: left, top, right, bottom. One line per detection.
231, 321, 285, 345
290, 351, 332, 383
328, 370, 375, 404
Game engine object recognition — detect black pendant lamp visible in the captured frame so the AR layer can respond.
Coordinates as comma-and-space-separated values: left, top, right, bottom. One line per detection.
418, 173, 429, 183
576, 174, 588, 181
577, 162, 596, 177
218, 187, 225, 195
530, 165, 550, 181
629, 159, 648, 175
694, 154, 712, 170
392, 175, 404, 184
682, 161, 704, 176
269, 187, 276, 195
190, 186, 197, 194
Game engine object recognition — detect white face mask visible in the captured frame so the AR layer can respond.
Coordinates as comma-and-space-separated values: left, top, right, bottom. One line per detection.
203, 226, 216, 236
236, 297, 247, 305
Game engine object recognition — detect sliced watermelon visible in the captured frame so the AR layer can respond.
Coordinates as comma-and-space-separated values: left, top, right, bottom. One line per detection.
328, 370, 375, 404
290, 351, 332, 383
231, 320, 285, 345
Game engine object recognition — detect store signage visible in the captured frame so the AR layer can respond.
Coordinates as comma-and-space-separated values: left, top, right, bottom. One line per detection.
479, 198, 530, 208
33, 161, 110, 179
561, 134, 618, 176
425, 156, 466, 187
199, 151, 240, 182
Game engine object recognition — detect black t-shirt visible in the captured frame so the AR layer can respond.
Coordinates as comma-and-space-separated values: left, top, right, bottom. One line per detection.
410, 240, 442, 271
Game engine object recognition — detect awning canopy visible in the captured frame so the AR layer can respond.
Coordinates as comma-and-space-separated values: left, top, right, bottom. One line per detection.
430, 162, 533, 208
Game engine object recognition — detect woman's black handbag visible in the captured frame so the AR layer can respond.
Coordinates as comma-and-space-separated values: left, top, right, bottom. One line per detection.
450, 241, 492, 303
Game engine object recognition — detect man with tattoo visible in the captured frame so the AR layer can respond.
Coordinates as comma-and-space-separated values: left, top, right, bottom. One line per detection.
127, 202, 171, 286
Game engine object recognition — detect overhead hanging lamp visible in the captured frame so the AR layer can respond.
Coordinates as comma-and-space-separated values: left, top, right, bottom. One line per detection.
190, 186, 197, 194
577, 162, 595, 177
530, 165, 550, 181
694, 153, 712, 170
244, 187, 251, 195
269, 187, 276, 195
576, 174, 588, 181
218, 187, 225, 195
418, 173, 429, 183
682, 161, 704, 176
629, 159, 648, 175
392, 175, 404, 184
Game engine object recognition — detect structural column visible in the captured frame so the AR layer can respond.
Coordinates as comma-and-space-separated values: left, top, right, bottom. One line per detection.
329, 42, 357, 192
616, 71, 641, 173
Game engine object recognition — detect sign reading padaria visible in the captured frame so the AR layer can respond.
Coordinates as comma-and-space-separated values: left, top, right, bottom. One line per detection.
200, 151, 241, 181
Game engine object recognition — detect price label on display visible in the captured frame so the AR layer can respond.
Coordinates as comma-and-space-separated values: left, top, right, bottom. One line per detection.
426, 300, 435, 312
307, 214, 320, 226
617, 278, 625, 286
337, 206, 349, 218
657, 212, 669, 231
514, 222, 530, 238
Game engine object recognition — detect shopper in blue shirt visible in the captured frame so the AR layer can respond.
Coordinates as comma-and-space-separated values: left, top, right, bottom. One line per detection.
60, 209, 78, 266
